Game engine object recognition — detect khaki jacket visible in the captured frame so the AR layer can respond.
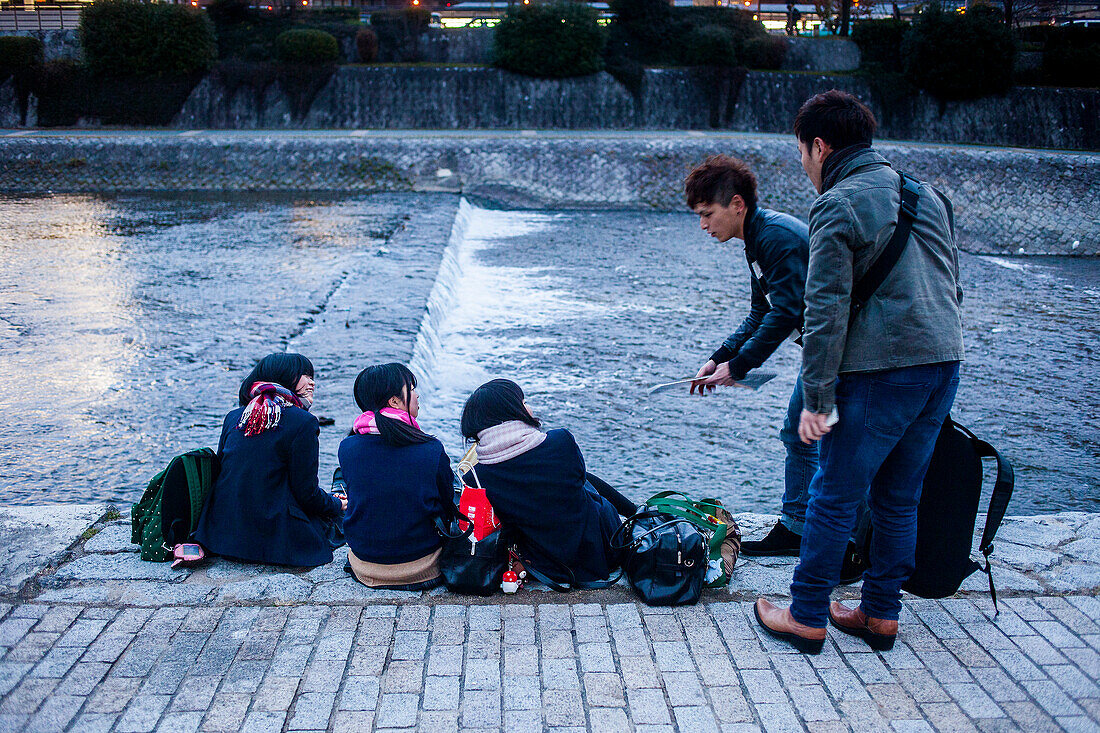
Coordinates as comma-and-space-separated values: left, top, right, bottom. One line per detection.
801, 148, 964, 414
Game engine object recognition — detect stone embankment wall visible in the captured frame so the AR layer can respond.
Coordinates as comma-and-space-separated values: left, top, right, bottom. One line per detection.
167, 66, 1099, 151
0, 133, 1095, 255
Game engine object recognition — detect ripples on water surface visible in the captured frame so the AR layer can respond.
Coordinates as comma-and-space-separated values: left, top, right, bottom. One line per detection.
1, 194, 1097, 514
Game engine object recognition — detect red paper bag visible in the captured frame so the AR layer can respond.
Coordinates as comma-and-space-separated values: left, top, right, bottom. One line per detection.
458, 483, 500, 542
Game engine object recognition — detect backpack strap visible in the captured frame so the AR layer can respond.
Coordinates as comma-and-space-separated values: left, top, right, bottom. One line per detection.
951, 419, 1015, 615
851, 172, 922, 316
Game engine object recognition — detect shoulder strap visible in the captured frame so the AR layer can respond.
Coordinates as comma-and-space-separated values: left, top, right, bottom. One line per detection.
851, 172, 922, 315
950, 418, 1015, 615
972, 438, 1015, 558
644, 497, 731, 588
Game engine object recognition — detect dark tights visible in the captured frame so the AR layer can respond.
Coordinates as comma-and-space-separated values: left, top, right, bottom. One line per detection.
586, 473, 638, 517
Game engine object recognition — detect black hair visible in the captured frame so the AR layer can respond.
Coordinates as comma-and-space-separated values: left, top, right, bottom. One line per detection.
684, 154, 758, 210
352, 363, 434, 447
793, 89, 877, 150
460, 379, 541, 442
238, 352, 314, 406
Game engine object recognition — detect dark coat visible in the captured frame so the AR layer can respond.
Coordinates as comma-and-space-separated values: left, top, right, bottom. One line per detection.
338, 434, 455, 565
463, 429, 622, 585
710, 206, 810, 380
194, 406, 341, 567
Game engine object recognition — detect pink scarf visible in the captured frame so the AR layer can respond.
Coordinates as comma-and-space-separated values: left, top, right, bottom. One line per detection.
354, 408, 420, 435
475, 420, 546, 464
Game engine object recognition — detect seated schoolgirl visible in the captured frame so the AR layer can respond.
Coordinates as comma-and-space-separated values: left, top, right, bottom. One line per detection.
194, 352, 345, 568
460, 379, 637, 586
339, 363, 456, 591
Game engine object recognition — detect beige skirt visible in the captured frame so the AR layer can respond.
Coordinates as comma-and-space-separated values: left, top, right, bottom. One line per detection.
347, 547, 442, 588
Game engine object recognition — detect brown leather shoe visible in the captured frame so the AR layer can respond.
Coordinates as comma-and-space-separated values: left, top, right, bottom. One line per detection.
753, 599, 826, 655
829, 602, 897, 651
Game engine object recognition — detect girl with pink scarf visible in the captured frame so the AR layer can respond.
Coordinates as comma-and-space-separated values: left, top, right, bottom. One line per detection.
338, 363, 456, 590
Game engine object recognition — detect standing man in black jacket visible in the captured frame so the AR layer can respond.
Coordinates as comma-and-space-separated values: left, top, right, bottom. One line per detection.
686, 155, 817, 557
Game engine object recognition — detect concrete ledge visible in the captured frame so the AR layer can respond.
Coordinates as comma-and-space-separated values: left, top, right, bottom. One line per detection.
0, 504, 107, 599
0, 131, 1096, 255
14, 506, 1100, 608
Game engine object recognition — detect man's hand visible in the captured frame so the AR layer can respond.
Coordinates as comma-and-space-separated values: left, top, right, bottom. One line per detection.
336, 493, 348, 512
690, 360, 717, 395
691, 360, 743, 394
798, 409, 833, 444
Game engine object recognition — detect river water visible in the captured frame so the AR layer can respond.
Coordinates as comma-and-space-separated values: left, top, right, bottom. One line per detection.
2, 193, 1097, 514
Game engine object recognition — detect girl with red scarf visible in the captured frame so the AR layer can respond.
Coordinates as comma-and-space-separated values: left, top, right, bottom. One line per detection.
194, 353, 345, 568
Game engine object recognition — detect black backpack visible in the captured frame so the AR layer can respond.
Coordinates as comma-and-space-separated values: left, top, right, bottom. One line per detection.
902, 417, 1014, 604
131, 448, 219, 562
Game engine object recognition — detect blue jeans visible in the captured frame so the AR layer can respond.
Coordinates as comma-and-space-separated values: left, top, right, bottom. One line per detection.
779, 377, 819, 535
790, 362, 960, 628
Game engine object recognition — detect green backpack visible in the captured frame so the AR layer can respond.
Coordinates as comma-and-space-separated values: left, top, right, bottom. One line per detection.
131, 448, 219, 562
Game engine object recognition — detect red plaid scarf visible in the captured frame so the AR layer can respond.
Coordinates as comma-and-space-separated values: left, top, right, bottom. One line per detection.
238, 382, 304, 436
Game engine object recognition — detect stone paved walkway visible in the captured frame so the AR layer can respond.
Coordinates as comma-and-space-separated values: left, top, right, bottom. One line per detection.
1, 507, 1098, 732
1, 595, 1099, 733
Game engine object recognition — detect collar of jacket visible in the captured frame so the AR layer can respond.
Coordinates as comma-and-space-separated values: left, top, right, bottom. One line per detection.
742, 204, 760, 253
821, 144, 884, 192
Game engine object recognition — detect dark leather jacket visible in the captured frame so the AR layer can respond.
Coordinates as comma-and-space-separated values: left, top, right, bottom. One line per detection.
710, 207, 810, 380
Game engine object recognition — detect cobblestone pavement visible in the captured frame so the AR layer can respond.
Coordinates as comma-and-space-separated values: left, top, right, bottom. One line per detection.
1, 595, 1099, 733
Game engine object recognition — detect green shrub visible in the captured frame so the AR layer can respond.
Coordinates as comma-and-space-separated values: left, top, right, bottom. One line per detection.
493, 2, 604, 78
32, 60, 88, 126
743, 34, 787, 70
1040, 26, 1100, 88
80, 0, 217, 77
682, 25, 738, 67
852, 18, 909, 73
356, 27, 379, 63
606, 0, 677, 64
902, 6, 1015, 100
311, 7, 360, 23
370, 8, 430, 62
0, 36, 44, 81
275, 28, 340, 64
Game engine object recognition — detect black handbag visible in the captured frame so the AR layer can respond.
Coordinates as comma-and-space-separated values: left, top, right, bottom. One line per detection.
611, 509, 708, 606
435, 517, 511, 597
434, 465, 511, 597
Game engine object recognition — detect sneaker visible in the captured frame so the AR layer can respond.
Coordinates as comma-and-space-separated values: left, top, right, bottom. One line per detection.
740, 521, 802, 557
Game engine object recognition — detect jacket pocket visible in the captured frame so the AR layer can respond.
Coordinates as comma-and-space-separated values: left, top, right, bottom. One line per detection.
288, 504, 310, 522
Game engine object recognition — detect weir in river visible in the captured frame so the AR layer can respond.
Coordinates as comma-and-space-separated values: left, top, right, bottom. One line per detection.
1, 193, 1097, 514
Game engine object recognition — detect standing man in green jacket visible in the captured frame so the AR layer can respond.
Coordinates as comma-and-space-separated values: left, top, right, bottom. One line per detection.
754, 91, 963, 654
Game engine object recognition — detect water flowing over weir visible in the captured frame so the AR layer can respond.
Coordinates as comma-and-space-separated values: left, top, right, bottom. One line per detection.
408, 199, 603, 445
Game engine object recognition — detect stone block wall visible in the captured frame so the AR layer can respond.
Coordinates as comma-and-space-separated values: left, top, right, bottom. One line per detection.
0, 133, 1094, 255
166, 66, 1099, 151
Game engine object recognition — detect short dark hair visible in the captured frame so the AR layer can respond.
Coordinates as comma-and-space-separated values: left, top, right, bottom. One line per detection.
460, 379, 541, 442
684, 155, 757, 210
352, 363, 434, 447
793, 90, 877, 150
238, 352, 313, 406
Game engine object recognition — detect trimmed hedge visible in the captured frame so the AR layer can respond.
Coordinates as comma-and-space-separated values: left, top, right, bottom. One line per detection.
370, 8, 430, 63
852, 18, 909, 73
0, 36, 44, 81
275, 29, 340, 64
902, 6, 1015, 101
493, 2, 604, 78
80, 0, 217, 77
356, 27, 379, 63
683, 25, 738, 68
